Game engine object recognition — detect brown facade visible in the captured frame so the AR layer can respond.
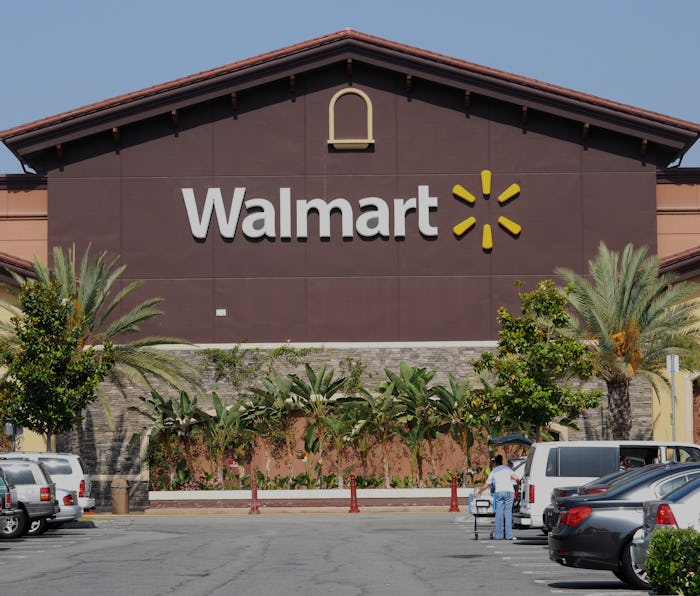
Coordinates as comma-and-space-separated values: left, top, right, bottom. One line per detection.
4, 32, 700, 507
2, 31, 699, 344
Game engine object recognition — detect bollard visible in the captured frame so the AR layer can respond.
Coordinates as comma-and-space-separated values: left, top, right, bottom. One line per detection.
111, 477, 129, 514
248, 475, 261, 514
448, 475, 460, 512
348, 475, 360, 513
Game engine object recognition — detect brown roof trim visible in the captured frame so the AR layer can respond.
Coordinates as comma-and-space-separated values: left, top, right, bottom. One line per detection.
657, 168, 700, 185
2, 29, 699, 151
0, 251, 35, 286
660, 245, 700, 282
0, 174, 47, 190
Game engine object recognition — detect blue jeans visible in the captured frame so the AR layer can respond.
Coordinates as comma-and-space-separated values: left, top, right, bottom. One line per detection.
493, 491, 514, 539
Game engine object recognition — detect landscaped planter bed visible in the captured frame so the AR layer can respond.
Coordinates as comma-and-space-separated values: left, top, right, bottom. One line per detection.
146, 488, 475, 512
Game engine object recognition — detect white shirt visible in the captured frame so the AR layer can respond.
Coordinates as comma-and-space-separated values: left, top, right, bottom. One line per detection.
486, 465, 516, 493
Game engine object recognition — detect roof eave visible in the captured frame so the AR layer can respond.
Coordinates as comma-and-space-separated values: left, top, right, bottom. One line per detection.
0, 252, 36, 287
660, 248, 700, 282
3, 31, 699, 165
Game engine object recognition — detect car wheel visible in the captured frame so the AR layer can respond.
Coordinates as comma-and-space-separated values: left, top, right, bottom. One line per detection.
619, 542, 650, 590
26, 517, 48, 536
1, 511, 27, 539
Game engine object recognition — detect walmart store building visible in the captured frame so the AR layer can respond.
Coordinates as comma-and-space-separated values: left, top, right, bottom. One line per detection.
2, 31, 700, 505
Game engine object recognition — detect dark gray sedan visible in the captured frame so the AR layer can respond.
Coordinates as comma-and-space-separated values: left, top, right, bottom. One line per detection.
548, 462, 700, 589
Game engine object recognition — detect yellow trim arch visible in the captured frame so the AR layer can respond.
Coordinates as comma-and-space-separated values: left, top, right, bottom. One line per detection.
328, 88, 375, 150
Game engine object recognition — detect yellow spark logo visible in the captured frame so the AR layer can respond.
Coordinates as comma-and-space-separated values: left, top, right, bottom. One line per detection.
452, 170, 522, 250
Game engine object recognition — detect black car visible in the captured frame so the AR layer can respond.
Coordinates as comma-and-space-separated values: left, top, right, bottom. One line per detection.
548, 462, 700, 589
542, 469, 634, 533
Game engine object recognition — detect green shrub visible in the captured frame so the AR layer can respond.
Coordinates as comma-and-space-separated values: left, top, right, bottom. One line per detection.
646, 528, 700, 595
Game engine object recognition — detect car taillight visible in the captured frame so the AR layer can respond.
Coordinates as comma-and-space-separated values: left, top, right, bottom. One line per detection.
4, 493, 9, 508
63, 493, 76, 506
79, 480, 85, 498
655, 504, 678, 528
40, 487, 51, 502
560, 506, 591, 526
529, 484, 535, 504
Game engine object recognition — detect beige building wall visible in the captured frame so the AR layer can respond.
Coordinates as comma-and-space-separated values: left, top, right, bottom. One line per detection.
0, 184, 47, 450
655, 182, 700, 444
0, 187, 47, 263
651, 284, 700, 445
657, 182, 700, 259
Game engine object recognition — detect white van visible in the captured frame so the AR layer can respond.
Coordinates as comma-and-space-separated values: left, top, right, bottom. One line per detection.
515, 440, 700, 530
0, 452, 95, 512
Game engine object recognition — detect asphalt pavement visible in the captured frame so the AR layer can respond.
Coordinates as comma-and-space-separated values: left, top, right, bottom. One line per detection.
0, 512, 646, 596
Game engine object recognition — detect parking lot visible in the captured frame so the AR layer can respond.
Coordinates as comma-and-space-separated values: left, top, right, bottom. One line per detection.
0, 512, 645, 596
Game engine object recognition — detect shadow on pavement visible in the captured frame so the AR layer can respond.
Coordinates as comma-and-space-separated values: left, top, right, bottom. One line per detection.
62, 520, 97, 529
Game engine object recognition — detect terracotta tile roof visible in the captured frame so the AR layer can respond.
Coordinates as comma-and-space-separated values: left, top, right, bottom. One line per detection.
0, 251, 35, 283
660, 245, 700, 282
661, 245, 700, 268
2, 29, 700, 141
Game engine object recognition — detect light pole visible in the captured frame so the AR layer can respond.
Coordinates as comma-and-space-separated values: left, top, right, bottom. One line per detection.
666, 354, 679, 441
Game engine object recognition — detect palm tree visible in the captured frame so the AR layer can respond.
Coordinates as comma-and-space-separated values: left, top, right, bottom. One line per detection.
7, 245, 200, 401
556, 242, 700, 439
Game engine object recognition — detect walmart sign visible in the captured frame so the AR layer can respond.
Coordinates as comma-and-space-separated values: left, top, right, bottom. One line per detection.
182, 186, 439, 240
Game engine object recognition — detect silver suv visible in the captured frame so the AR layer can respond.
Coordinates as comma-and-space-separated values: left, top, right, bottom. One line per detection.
0, 452, 95, 511
0, 458, 59, 538
0, 468, 20, 523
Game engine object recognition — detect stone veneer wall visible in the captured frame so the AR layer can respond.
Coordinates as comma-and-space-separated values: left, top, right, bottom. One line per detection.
56, 343, 653, 510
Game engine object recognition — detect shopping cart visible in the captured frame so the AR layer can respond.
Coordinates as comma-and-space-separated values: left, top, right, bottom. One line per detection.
468, 492, 495, 540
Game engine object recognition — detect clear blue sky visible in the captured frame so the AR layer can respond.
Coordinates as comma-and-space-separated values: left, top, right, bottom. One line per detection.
2, 0, 700, 172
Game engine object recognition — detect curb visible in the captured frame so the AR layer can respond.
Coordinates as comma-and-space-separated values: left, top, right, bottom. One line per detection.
84, 505, 467, 517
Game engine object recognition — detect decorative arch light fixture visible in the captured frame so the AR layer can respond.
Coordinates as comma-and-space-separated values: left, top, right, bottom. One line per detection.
328, 87, 375, 150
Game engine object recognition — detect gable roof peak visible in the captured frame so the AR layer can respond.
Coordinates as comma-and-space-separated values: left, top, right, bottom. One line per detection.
1, 29, 699, 168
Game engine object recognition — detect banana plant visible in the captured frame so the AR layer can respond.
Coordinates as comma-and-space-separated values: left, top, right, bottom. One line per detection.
129, 390, 203, 489
198, 392, 257, 488
289, 363, 347, 487
321, 398, 365, 489
383, 361, 437, 487
247, 370, 300, 478
432, 373, 485, 487
349, 383, 401, 488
